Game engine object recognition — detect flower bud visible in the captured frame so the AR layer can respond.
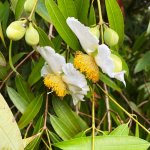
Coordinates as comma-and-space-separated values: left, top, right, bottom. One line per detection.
24, 0, 36, 12
25, 23, 39, 46
104, 28, 119, 46
110, 54, 122, 72
90, 26, 100, 39
6, 20, 27, 41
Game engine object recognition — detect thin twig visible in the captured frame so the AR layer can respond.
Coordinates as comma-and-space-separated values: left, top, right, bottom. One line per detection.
0, 50, 35, 90
104, 84, 111, 131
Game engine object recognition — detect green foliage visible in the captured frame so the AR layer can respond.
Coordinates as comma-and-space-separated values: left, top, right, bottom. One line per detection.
0, 0, 150, 149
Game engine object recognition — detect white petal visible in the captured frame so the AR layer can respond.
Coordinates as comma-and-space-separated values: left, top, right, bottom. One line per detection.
94, 44, 126, 85
94, 44, 114, 77
66, 17, 99, 54
71, 93, 85, 105
41, 63, 52, 77
62, 63, 89, 104
113, 71, 126, 86
37, 46, 66, 75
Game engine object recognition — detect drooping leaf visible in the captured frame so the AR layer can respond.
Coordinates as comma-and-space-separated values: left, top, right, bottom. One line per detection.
15, 0, 25, 19
45, 0, 80, 50
15, 75, 35, 102
10, 0, 18, 13
28, 57, 44, 86
0, 23, 6, 47
105, 0, 124, 46
36, 0, 51, 23
18, 95, 43, 129
7, 86, 29, 113
57, 0, 77, 18
88, 5, 96, 26
55, 136, 150, 150
50, 115, 74, 140
0, 93, 24, 149
75, 0, 90, 25
109, 124, 129, 136
134, 51, 150, 73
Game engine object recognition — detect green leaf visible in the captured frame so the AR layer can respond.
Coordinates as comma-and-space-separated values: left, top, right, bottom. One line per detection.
57, 0, 77, 18
0, 51, 6, 67
75, 0, 90, 25
134, 51, 150, 73
88, 5, 96, 26
7, 86, 29, 113
54, 136, 150, 150
109, 124, 129, 136
50, 115, 74, 140
45, 0, 80, 50
53, 98, 88, 132
105, 0, 124, 46
36, 0, 51, 23
10, 0, 18, 13
15, 75, 35, 102
49, 131, 62, 143
37, 27, 54, 47
0, 93, 24, 149
28, 57, 44, 86
99, 72, 121, 92
15, 0, 25, 19
18, 95, 43, 129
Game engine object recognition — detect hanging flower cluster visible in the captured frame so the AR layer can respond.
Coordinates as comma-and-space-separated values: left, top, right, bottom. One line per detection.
66, 17, 126, 85
37, 17, 126, 105
37, 46, 89, 105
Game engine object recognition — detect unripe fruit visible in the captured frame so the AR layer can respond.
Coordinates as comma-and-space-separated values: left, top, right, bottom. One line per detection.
104, 28, 119, 46
90, 26, 100, 39
25, 23, 39, 46
110, 54, 122, 72
24, 0, 36, 12
6, 20, 27, 41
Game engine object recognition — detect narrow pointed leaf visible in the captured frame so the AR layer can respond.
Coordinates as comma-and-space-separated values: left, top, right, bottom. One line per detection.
7, 86, 29, 113
109, 124, 129, 135
45, 0, 80, 50
18, 95, 43, 129
0, 51, 6, 67
0, 93, 24, 149
105, 0, 124, 45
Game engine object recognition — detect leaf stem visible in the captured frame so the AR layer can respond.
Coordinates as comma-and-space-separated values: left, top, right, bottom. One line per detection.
28, 0, 38, 21
97, 0, 104, 43
97, 84, 150, 134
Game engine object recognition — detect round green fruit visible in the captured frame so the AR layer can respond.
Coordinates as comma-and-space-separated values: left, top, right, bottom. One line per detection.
104, 28, 119, 46
25, 23, 39, 46
6, 20, 27, 41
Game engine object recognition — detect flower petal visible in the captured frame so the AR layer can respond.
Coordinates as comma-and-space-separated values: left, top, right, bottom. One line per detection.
94, 44, 126, 85
41, 63, 52, 77
37, 46, 66, 75
94, 44, 114, 77
62, 63, 89, 104
66, 17, 99, 54
113, 71, 126, 86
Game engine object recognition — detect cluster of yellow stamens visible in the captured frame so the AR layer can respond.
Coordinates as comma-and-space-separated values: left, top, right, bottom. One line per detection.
74, 51, 99, 83
44, 74, 67, 97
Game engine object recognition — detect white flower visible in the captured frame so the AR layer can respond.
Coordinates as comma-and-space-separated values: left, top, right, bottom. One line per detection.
37, 46, 89, 105
67, 17, 126, 85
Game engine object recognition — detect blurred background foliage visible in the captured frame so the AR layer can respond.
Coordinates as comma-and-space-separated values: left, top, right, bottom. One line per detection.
0, 0, 150, 149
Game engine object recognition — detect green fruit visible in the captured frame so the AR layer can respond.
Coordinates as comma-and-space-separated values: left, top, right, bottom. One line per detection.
25, 23, 39, 46
104, 28, 119, 46
110, 54, 122, 72
6, 20, 27, 41
90, 26, 100, 39
24, 0, 36, 12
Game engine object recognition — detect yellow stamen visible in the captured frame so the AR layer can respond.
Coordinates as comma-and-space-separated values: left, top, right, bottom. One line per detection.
44, 74, 67, 97
74, 51, 99, 83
